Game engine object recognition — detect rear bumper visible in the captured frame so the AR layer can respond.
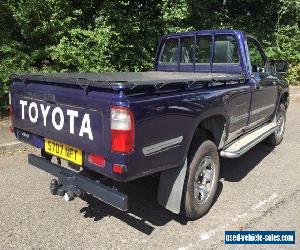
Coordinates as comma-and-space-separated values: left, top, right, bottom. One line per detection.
28, 154, 128, 211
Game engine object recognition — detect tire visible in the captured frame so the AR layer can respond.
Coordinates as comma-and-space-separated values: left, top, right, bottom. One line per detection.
267, 103, 286, 146
182, 139, 220, 220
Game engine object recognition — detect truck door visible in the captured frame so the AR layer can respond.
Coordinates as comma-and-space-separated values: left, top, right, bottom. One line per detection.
212, 34, 252, 141
247, 37, 278, 127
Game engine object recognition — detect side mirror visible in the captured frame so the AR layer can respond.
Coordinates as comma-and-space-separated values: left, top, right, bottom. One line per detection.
272, 60, 288, 74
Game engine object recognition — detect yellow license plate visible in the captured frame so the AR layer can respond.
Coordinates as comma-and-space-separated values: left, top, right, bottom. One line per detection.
45, 138, 83, 165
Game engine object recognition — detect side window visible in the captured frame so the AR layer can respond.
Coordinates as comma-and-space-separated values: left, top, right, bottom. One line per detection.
195, 35, 212, 64
214, 35, 239, 63
247, 38, 266, 73
180, 37, 194, 65
159, 38, 178, 65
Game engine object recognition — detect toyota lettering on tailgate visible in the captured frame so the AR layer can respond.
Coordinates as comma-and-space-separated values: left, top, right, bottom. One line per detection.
19, 99, 94, 140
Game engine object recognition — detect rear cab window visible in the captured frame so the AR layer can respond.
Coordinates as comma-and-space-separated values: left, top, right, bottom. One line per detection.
195, 35, 212, 72
212, 34, 242, 73
180, 36, 195, 71
214, 35, 239, 63
158, 35, 213, 72
158, 38, 179, 71
157, 32, 242, 73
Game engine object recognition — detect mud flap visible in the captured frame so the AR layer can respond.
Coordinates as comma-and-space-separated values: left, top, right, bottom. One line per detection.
157, 159, 187, 214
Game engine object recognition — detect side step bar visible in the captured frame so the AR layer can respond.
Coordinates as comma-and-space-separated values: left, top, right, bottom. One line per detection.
220, 122, 277, 158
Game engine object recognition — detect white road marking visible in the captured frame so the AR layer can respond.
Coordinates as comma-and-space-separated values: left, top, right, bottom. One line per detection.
0, 141, 23, 147
178, 193, 278, 250
251, 193, 277, 211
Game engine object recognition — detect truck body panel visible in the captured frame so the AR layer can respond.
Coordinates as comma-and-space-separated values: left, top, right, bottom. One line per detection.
11, 82, 112, 158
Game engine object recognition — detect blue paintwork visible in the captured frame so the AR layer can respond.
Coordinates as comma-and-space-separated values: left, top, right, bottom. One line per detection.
10, 30, 289, 182
15, 129, 44, 148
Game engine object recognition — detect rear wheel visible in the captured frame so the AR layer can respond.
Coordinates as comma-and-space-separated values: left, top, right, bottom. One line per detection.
182, 140, 220, 220
267, 104, 286, 146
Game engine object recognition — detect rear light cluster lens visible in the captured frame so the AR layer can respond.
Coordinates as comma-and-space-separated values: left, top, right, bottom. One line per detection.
88, 154, 106, 167
113, 164, 127, 174
111, 106, 134, 153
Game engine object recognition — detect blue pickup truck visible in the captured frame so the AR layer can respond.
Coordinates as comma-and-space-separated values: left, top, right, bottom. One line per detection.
9, 30, 289, 220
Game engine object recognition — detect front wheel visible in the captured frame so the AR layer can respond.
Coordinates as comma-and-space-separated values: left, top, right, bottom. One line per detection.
182, 140, 220, 220
267, 103, 286, 146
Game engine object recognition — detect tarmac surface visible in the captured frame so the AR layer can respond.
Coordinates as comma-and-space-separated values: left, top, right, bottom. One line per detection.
0, 87, 299, 249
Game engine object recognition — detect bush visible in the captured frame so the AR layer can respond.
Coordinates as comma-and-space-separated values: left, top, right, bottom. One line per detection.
287, 63, 300, 86
0, 42, 34, 113
0, 0, 299, 112
48, 20, 118, 72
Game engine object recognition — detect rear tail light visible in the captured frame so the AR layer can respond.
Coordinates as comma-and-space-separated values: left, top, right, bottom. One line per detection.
88, 154, 106, 167
111, 106, 134, 153
113, 164, 127, 174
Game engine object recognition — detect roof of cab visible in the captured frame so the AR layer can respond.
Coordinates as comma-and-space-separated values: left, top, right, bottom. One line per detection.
161, 29, 245, 39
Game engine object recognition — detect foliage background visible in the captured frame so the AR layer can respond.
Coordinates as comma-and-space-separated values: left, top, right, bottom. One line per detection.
0, 0, 299, 113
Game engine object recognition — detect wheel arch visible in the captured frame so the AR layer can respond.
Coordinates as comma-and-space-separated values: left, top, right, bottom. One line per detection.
278, 90, 289, 110
188, 114, 229, 156
157, 113, 228, 215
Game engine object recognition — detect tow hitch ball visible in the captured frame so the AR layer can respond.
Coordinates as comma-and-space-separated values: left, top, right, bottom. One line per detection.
50, 179, 79, 202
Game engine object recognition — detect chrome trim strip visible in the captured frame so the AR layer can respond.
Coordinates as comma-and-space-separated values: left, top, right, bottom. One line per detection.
230, 104, 275, 124
250, 104, 275, 116
142, 136, 184, 156
230, 113, 249, 123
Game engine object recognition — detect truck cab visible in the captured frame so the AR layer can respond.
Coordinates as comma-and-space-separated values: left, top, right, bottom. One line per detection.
155, 30, 288, 143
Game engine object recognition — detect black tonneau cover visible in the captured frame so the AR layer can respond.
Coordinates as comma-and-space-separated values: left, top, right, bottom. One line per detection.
11, 71, 245, 91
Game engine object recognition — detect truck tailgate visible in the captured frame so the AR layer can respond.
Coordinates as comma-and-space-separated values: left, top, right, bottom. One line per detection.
10, 82, 112, 157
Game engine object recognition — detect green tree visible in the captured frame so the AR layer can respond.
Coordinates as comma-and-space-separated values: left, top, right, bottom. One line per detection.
0, 0, 299, 114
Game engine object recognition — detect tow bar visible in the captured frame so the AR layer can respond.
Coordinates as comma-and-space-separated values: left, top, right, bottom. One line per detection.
50, 179, 78, 201
28, 154, 128, 211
